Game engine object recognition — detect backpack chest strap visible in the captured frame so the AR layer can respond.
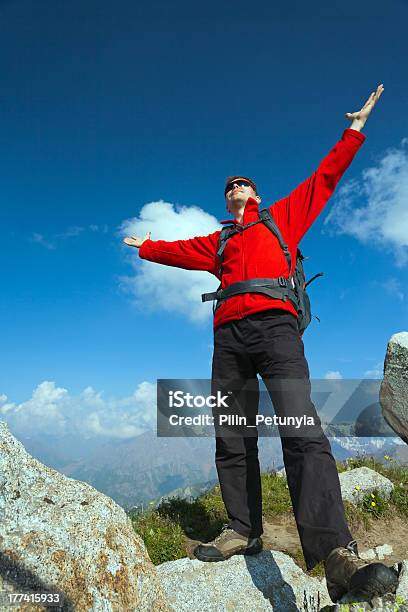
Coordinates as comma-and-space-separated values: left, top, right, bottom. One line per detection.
202, 277, 298, 310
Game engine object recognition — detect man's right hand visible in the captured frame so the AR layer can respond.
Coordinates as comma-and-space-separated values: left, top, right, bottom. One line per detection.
123, 231, 151, 248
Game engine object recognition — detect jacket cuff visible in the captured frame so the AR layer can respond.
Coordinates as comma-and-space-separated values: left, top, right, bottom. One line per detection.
343, 128, 366, 143
138, 240, 151, 259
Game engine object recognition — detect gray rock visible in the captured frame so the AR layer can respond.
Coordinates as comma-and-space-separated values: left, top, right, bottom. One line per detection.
157, 550, 332, 611
375, 544, 393, 560
397, 561, 408, 604
339, 467, 394, 504
360, 544, 393, 562
359, 548, 377, 561
0, 421, 169, 612
321, 592, 408, 610
380, 332, 408, 445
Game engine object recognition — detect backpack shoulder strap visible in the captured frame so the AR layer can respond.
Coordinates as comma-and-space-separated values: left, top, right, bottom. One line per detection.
217, 225, 236, 259
216, 225, 240, 276
259, 208, 292, 275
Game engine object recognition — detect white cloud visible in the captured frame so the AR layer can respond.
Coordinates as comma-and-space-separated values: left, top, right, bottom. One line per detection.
364, 362, 383, 378
377, 278, 404, 301
324, 370, 343, 380
324, 139, 408, 266
119, 200, 221, 324
0, 380, 156, 439
31, 233, 56, 250
90, 224, 108, 233
56, 226, 85, 239
30, 224, 109, 249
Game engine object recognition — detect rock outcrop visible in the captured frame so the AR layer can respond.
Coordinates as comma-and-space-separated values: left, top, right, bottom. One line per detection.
339, 466, 394, 503
157, 551, 332, 611
380, 332, 408, 444
0, 421, 169, 611
397, 560, 408, 605
157, 555, 408, 612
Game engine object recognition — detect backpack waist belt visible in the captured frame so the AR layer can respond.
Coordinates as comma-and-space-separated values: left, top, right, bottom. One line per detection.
201, 277, 299, 311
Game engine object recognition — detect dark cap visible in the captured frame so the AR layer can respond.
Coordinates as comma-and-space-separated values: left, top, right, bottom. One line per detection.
224, 175, 258, 196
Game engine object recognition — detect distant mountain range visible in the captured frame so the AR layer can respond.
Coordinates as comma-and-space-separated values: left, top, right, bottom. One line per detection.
7, 375, 405, 508
11, 424, 406, 509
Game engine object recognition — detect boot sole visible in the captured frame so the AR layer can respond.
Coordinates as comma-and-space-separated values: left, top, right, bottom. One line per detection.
194, 541, 263, 562
349, 563, 399, 600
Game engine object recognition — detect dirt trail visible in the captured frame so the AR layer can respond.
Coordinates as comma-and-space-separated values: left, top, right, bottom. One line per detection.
185, 514, 408, 568
262, 514, 408, 567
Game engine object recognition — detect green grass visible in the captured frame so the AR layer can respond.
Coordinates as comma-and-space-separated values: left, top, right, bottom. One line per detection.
343, 499, 370, 532
283, 547, 326, 578
391, 483, 408, 516
131, 510, 187, 565
152, 485, 229, 542
127, 455, 408, 567
261, 469, 293, 516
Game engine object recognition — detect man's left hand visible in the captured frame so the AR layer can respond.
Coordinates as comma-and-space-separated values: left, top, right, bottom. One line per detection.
345, 83, 384, 131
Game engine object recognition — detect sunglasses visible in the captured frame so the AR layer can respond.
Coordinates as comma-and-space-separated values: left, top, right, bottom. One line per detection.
225, 180, 252, 193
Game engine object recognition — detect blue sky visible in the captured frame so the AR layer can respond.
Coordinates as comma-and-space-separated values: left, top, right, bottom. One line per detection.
1, 0, 407, 435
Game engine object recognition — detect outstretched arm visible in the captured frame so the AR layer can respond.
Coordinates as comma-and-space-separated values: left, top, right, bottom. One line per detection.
271, 84, 384, 247
123, 230, 221, 275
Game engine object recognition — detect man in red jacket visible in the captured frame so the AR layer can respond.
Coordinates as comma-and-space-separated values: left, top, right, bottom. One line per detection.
124, 85, 399, 602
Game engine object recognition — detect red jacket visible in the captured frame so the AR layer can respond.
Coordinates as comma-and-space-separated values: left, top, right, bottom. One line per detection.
139, 128, 365, 330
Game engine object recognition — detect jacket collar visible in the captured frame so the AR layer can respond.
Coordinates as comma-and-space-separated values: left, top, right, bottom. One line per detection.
220, 197, 260, 226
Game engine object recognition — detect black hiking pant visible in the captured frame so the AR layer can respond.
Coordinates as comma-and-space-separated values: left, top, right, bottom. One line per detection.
211, 308, 353, 570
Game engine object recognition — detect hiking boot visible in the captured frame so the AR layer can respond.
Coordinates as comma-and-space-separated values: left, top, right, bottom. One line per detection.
324, 540, 399, 602
193, 524, 263, 562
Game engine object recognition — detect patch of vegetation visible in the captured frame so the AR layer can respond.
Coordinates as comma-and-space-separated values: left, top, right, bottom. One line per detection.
285, 547, 325, 579
131, 510, 186, 565
154, 485, 228, 542
343, 500, 371, 532
128, 483, 230, 564
391, 483, 408, 517
307, 561, 332, 578
340, 454, 408, 519
336, 460, 347, 474
359, 489, 390, 518
395, 595, 408, 609
128, 456, 408, 566
261, 470, 292, 517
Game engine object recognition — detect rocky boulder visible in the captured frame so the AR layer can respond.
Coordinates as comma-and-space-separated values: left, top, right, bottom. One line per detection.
339, 467, 394, 504
380, 332, 408, 444
396, 560, 408, 605
0, 421, 169, 611
157, 551, 332, 611
360, 544, 393, 561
